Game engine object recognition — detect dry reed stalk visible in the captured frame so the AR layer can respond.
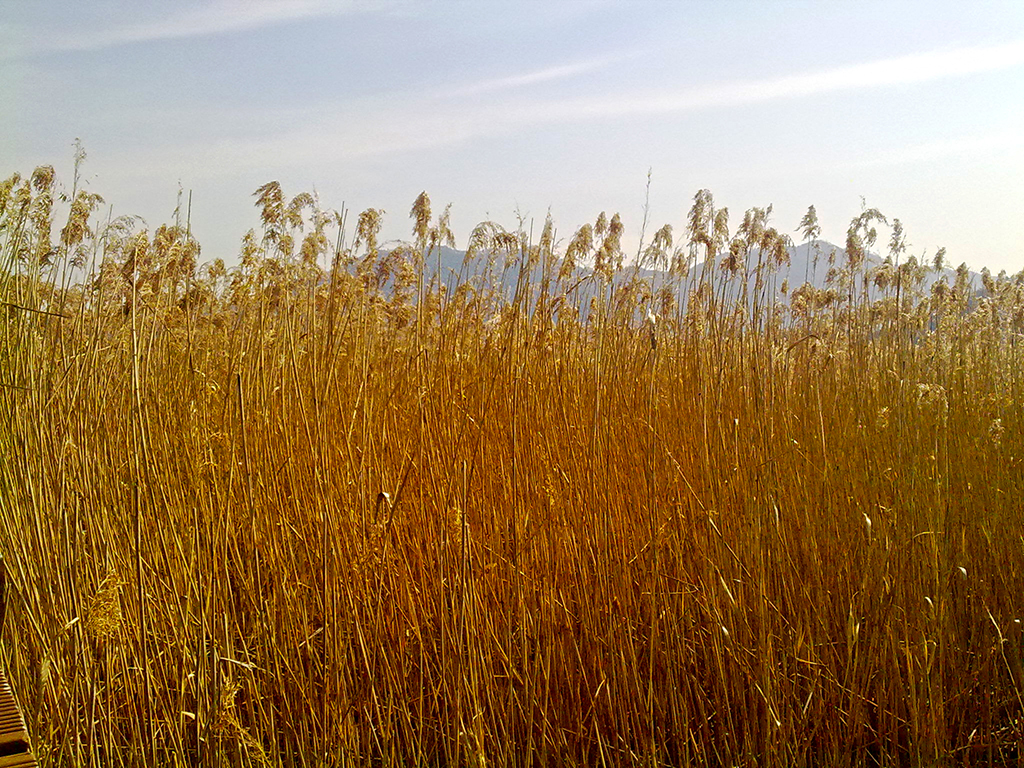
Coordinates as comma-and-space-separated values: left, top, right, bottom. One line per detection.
0, 165, 1022, 766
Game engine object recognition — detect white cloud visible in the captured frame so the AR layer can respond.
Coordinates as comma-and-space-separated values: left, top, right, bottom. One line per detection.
373, 40, 1024, 158
444, 53, 636, 97
535, 40, 1024, 120
57, 39, 1024, 177
6, 0, 397, 55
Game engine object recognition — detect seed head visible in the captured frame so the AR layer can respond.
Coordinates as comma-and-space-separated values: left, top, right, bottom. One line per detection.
989, 418, 1005, 447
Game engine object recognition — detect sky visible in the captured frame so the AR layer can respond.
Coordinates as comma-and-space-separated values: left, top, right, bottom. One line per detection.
2, 0, 1024, 275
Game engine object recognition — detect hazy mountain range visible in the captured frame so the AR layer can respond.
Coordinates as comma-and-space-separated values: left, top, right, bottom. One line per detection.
411, 240, 983, 307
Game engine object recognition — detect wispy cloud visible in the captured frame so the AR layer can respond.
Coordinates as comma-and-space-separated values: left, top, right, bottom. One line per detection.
6, 0, 396, 55
372, 40, 1024, 158
445, 53, 636, 97
65, 39, 1024, 178
534, 40, 1024, 121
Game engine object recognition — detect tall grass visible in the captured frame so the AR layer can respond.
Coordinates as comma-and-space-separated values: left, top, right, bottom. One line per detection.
1, 167, 1022, 767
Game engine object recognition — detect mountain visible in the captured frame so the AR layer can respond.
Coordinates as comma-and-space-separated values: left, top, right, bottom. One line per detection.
683, 240, 979, 305
395, 241, 981, 308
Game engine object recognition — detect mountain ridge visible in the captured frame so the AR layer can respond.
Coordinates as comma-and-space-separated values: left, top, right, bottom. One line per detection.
390, 240, 986, 305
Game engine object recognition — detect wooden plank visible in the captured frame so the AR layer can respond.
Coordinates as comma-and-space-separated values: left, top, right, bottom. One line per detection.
0, 557, 36, 767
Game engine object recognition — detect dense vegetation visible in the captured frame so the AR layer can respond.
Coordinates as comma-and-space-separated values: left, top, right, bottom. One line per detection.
1, 162, 1022, 767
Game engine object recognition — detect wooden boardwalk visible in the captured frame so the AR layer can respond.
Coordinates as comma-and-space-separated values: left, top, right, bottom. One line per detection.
0, 557, 35, 767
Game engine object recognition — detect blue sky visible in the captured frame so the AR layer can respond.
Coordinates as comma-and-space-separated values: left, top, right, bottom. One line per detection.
3, 0, 1023, 274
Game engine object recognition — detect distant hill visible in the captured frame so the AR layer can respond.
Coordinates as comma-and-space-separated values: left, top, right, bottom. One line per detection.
683, 240, 980, 305
391, 241, 981, 308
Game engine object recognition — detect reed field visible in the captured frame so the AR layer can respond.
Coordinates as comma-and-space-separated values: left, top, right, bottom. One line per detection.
0, 164, 1022, 767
